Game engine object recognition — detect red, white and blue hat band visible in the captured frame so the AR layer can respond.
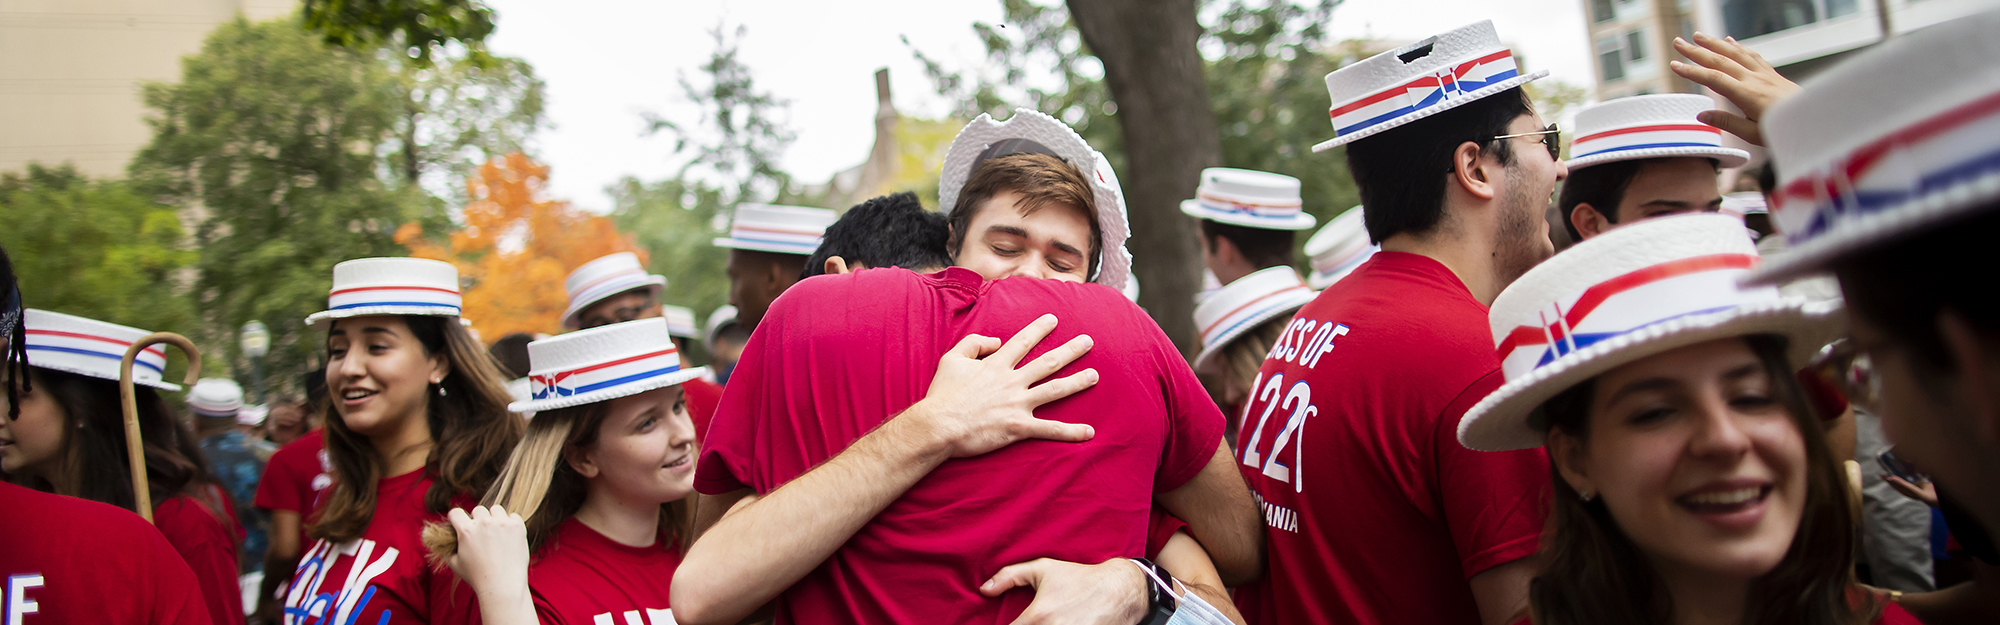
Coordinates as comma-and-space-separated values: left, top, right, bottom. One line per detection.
1329, 50, 1521, 138
326, 285, 462, 315
722, 223, 822, 255
1492, 253, 1764, 377
21, 309, 177, 390
1771, 90, 2000, 250
1570, 124, 1726, 161
26, 328, 169, 376
1191, 192, 1305, 220
530, 348, 681, 401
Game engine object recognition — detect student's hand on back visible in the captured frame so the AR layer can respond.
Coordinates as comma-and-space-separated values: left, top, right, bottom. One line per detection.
445, 505, 531, 597
979, 557, 1147, 625
914, 313, 1101, 458
1670, 32, 1799, 146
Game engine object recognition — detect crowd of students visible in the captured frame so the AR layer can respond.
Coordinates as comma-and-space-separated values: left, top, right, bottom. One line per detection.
3, 12, 1999, 625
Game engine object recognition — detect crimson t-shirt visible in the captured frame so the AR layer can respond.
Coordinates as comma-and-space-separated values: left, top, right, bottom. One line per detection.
1231, 252, 1549, 625
527, 518, 682, 625
695, 267, 1223, 624
279, 469, 480, 625
254, 430, 332, 548
155, 494, 244, 625
683, 377, 724, 443
0, 482, 213, 625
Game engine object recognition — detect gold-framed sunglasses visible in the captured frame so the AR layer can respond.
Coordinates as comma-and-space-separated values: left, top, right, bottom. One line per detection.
1489, 123, 1563, 162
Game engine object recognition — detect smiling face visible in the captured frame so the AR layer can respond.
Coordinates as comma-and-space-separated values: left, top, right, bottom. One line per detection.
570, 385, 697, 505
1549, 338, 1809, 582
326, 315, 447, 444
0, 370, 64, 476
1490, 111, 1567, 287
952, 190, 1094, 283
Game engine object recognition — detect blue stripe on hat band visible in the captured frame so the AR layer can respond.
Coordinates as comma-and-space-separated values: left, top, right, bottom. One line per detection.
725, 236, 818, 253
1531, 303, 1742, 368
531, 365, 683, 400
329, 301, 462, 311
1572, 142, 1725, 159
1205, 301, 1309, 350
26, 345, 166, 374
1797, 143, 2000, 240
1335, 69, 1520, 137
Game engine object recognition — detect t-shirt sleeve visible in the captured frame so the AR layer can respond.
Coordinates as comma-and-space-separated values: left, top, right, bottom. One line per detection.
1153, 318, 1225, 493
530, 590, 569, 625
692, 318, 775, 496
254, 446, 304, 512
147, 529, 220, 625
1435, 369, 1550, 579
154, 497, 245, 625
1143, 509, 1190, 560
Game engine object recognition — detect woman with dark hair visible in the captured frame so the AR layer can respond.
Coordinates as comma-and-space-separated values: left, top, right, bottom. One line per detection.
1457, 214, 1916, 625
1, 309, 243, 625
275, 258, 522, 625
424, 317, 705, 624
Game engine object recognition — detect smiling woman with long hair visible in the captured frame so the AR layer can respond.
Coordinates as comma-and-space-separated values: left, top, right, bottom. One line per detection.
275, 258, 521, 625
1457, 215, 1918, 625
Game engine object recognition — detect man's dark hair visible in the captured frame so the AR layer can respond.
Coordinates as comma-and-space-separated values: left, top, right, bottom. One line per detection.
0, 246, 27, 419
1345, 88, 1532, 242
1199, 220, 1296, 270
1835, 206, 2000, 390
1556, 160, 1644, 242
488, 333, 535, 379
947, 153, 1103, 277
803, 192, 951, 279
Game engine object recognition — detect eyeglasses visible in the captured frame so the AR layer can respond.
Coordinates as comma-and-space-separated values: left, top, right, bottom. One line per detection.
1489, 123, 1562, 162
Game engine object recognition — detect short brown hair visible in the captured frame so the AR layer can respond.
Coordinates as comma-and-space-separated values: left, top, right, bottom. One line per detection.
947, 153, 1103, 277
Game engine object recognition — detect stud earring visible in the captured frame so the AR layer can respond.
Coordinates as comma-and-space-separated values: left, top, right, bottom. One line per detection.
1579, 490, 1596, 502
436, 385, 447, 397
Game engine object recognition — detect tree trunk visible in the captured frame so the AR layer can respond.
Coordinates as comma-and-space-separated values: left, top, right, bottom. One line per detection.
1068, 0, 1220, 356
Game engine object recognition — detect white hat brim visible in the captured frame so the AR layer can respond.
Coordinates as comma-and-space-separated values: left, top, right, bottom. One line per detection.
711, 237, 818, 256
30, 361, 181, 391
1744, 169, 2000, 285
560, 276, 667, 329
937, 110, 1132, 290
508, 366, 710, 413
1180, 200, 1317, 230
1457, 298, 1844, 452
1192, 291, 1318, 374
306, 306, 460, 331
1312, 70, 1548, 153
1566, 145, 1751, 171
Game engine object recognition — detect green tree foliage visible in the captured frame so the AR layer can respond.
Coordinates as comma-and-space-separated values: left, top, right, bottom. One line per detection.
302, 0, 496, 65
606, 176, 730, 362
387, 53, 548, 191
0, 165, 209, 378
648, 24, 799, 206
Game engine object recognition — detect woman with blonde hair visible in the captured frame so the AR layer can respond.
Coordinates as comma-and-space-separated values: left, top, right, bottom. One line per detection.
1457, 214, 1917, 625
428, 317, 704, 625
275, 258, 522, 625
1190, 266, 1318, 444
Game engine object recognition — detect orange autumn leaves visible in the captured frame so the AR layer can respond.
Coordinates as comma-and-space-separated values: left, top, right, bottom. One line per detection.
398, 153, 644, 341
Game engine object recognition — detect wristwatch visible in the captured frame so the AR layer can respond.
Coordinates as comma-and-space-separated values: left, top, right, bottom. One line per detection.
1129, 557, 1178, 625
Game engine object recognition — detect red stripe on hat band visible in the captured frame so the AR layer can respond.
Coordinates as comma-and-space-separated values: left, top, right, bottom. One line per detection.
1329, 49, 1513, 118
550, 349, 676, 378
1775, 89, 2000, 212
1202, 285, 1312, 337
1492, 253, 1758, 358
330, 285, 459, 296
734, 224, 823, 237
1196, 191, 1302, 210
574, 268, 647, 296
26, 329, 167, 358
1572, 124, 1721, 144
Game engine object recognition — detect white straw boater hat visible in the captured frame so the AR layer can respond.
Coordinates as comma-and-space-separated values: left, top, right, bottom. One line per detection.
1566, 94, 1750, 170
304, 258, 462, 330
187, 378, 245, 418
21, 309, 180, 390
703, 305, 739, 352
561, 252, 666, 330
660, 305, 700, 340
1180, 168, 1316, 231
1304, 205, 1379, 289
511, 318, 709, 413
712, 204, 838, 256
1458, 214, 1842, 452
1313, 20, 1546, 152
1192, 266, 1317, 373
938, 108, 1133, 290
1748, 9, 2000, 285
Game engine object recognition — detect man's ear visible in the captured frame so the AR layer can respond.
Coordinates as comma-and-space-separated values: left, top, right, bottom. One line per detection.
1939, 309, 2000, 447
1210, 234, 1242, 267
825, 256, 853, 275
1453, 141, 1500, 201
1571, 203, 1613, 240
1548, 427, 1596, 497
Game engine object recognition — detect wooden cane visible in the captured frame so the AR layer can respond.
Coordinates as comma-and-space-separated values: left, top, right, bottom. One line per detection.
118, 332, 201, 523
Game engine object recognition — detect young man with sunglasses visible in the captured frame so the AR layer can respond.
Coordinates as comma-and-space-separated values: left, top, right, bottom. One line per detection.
1230, 22, 1566, 625
1556, 94, 1750, 241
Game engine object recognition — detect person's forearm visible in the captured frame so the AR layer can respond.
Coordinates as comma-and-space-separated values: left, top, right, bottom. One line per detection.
1157, 443, 1265, 586
1155, 532, 1247, 625
256, 511, 302, 621
673, 403, 952, 625
470, 583, 536, 625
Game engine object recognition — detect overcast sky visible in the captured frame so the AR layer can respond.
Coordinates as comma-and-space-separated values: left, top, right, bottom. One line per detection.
483, 0, 1592, 212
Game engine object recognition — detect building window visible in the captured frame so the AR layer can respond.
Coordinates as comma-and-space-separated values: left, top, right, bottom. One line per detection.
1592, 0, 1616, 23
1721, 0, 1861, 39
1598, 36, 1626, 82
1626, 30, 1647, 62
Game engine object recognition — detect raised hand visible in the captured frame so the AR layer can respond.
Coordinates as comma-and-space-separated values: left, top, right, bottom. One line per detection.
1670, 32, 1800, 146
445, 505, 530, 597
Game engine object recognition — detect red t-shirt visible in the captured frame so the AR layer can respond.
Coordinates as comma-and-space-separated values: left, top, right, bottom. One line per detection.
155, 494, 245, 625
1231, 253, 1550, 625
254, 430, 333, 548
0, 482, 214, 625
682, 377, 724, 442
696, 267, 1223, 625
278, 469, 480, 625
527, 518, 682, 625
